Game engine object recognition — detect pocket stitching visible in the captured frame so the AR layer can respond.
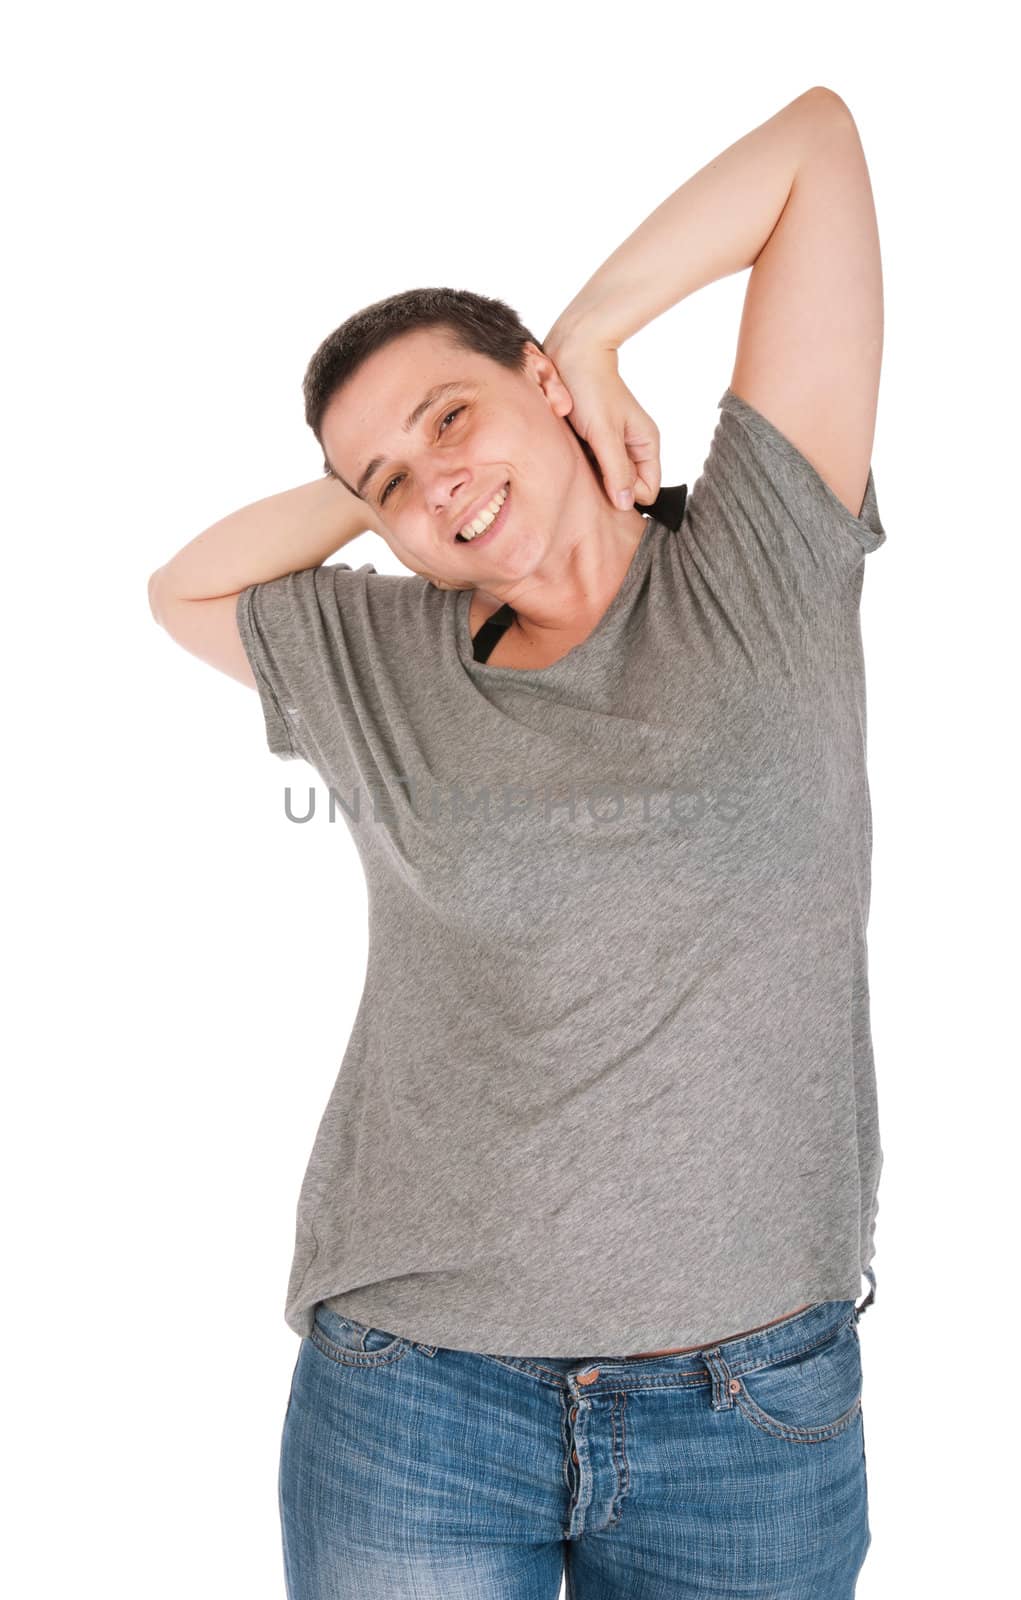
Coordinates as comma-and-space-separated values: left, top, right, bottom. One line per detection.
734, 1385, 862, 1443
309, 1324, 413, 1367
730, 1314, 862, 1441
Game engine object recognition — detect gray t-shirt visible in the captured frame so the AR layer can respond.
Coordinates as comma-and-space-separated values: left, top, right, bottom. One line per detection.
236, 386, 886, 1355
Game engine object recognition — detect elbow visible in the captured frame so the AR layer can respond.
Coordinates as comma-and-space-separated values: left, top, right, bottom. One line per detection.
147, 568, 166, 625
803, 84, 854, 122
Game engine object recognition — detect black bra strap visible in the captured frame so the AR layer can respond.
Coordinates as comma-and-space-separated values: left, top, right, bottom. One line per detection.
470, 484, 688, 663
639, 482, 687, 533
472, 603, 517, 664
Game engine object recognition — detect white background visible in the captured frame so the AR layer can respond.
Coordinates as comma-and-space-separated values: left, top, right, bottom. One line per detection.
5, 1, 1017, 1595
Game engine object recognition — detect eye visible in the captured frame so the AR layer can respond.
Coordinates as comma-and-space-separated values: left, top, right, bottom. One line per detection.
379, 407, 466, 504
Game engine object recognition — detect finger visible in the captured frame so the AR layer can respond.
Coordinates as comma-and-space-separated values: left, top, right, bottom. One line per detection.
633, 460, 661, 505
626, 426, 661, 507
590, 425, 640, 510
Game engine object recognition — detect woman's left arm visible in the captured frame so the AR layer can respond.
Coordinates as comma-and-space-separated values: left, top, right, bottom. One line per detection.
544, 86, 883, 521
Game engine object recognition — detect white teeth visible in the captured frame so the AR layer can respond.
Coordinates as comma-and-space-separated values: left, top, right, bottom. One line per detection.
458, 484, 508, 540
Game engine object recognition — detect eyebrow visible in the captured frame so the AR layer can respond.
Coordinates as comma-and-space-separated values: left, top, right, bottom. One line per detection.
353, 381, 467, 500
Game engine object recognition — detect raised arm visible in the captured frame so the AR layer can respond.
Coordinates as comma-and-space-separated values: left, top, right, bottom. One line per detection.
544, 86, 882, 522
147, 475, 377, 686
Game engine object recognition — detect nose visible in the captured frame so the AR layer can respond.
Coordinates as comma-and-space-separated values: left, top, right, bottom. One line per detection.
427, 470, 470, 518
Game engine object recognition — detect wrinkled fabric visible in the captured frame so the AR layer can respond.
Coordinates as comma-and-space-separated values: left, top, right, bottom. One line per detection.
236, 387, 887, 1355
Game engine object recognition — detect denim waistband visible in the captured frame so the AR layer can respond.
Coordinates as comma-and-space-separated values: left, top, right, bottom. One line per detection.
475, 1269, 876, 1398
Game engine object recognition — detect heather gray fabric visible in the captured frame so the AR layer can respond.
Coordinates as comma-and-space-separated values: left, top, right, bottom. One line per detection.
235, 386, 886, 1355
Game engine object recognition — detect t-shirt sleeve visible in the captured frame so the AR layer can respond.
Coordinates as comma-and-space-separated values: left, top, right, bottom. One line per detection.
234, 557, 439, 771
683, 387, 887, 621
235, 561, 370, 763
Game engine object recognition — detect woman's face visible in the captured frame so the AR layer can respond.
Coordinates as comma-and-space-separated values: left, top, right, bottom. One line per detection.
320, 328, 593, 593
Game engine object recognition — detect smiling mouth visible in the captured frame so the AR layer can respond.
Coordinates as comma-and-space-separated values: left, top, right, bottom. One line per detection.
454, 482, 511, 548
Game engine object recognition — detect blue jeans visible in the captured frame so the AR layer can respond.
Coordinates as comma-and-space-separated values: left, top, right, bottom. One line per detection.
279, 1275, 876, 1598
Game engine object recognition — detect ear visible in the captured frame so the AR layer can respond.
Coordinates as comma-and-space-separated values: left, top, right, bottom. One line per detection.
524, 341, 574, 419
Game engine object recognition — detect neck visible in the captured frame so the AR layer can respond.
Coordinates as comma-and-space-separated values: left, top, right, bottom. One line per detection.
473, 505, 648, 640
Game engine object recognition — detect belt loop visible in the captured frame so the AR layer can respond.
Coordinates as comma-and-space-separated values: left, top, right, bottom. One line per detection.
700, 1347, 736, 1410
854, 1265, 877, 1323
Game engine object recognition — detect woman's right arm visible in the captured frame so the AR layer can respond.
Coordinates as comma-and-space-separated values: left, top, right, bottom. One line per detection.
147, 476, 377, 687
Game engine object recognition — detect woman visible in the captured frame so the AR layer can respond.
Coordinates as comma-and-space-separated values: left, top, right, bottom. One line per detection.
149, 86, 885, 1600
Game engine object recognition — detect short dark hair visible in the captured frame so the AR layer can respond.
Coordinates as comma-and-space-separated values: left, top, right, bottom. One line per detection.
303, 287, 547, 499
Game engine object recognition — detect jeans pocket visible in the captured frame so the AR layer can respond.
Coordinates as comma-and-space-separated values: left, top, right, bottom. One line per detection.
732, 1312, 863, 1442
310, 1303, 414, 1367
